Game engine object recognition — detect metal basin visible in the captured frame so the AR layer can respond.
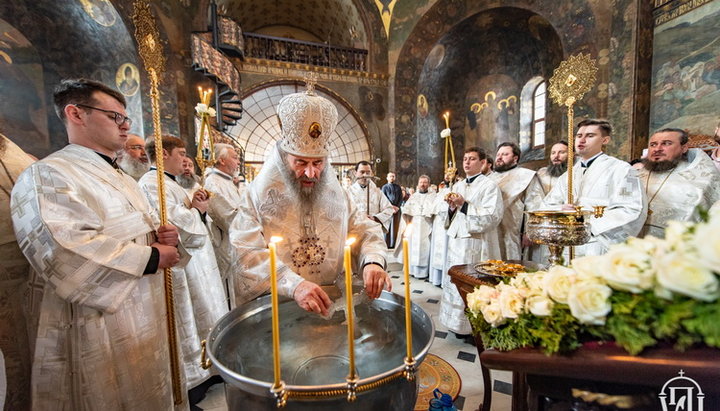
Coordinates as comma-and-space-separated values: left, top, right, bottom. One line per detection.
526, 210, 591, 246
205, 290, 434, 410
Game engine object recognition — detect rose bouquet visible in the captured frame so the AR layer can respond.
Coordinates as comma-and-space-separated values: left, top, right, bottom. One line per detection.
466, 207, 720, 355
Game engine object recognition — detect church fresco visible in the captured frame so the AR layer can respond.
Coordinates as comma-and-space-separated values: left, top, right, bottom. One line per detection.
650, 0, 720, 136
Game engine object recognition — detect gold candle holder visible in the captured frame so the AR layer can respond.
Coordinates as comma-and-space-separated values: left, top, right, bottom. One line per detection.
344, 237, 358, 401
402, 224, 416, 381
268, 236, 287, 408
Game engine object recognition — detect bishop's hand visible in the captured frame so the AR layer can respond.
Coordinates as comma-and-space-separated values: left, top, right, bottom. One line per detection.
293, 280, 332, 317
363, 264, 392, 300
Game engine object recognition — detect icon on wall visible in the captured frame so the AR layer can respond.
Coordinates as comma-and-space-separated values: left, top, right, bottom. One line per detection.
79, 0, 117, 27
116, 63, 140, 97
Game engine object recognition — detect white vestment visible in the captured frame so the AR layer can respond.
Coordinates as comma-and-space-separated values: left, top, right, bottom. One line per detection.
536, 166, 561, 196
230, 146, 387, 304
528, 166, 562, 264
638, 149, 720, 238
0, 135, 34, 410
489, 167, 544, 260
438, 175, 503, 334
139, 170, 228, 388
205, 168, 245, 308
543, 153, 647, 257
402, 191, 437, 278
428, 188, 451, 286
183, 180, 201, 197
10, 144, 183, 409
348, 181, 395, 232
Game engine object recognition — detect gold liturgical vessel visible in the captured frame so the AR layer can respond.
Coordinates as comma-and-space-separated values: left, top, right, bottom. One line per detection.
525, 54, 605, 266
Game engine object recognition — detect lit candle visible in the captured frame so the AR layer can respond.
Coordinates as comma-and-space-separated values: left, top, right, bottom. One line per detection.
403, 224, 413, 360
198, 86, 203, 100
344, 237, 357, 379
269, 236, 283, 389
443, 111, 450, 129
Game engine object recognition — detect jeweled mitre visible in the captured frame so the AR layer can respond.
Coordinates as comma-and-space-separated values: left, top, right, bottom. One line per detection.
277, 89, 338, 158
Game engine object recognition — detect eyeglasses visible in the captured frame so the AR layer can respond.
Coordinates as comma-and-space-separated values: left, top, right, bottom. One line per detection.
74, 104, 133, 127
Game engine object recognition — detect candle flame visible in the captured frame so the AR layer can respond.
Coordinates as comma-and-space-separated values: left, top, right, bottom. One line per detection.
269, 236, 283, 244
345, 237, 356, 246
404, 223, 413, 238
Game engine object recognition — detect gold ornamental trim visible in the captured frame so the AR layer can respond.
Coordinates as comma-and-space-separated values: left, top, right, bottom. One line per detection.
548, 53, 598, 108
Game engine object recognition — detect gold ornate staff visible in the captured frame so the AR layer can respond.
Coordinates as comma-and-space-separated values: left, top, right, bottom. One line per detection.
132, 2, 183, 404
195, 87, 215, 187
548, 53, 598, 205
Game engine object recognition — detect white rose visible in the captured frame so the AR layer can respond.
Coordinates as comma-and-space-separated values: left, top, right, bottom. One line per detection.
498, 286, 525, 319
525, 292, 554, 316
542, 265, 577, 304
664, 221, 693, 251
656, 252, 719, 302
195, 103, 208, 114
692, 220, 720, 275
480, 301, 504, 327
571, 255, 605, 280
601, 244, 655, 293
709, 201, 720, 218
567, 280, 612, 325
467, 285, 497, 313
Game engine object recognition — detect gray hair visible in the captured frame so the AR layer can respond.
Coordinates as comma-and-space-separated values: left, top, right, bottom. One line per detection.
214, 143, 234, 160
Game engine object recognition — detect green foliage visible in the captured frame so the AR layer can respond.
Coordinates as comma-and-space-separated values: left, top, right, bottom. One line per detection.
469, 288, 720, 356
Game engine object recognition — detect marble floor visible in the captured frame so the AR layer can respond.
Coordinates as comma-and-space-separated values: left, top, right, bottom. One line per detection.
197, 262, 513, 411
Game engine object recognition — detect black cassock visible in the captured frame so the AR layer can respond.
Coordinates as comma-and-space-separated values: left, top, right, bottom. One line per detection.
381, 182, 403, 248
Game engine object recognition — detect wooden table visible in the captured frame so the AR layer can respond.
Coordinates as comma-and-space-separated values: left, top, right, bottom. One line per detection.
481, 344, 720, 410
448, 264, 500, 411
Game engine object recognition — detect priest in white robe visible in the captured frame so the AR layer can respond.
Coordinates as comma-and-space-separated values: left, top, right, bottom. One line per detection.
489, 142, 544, 260
0, 134, 35, 410
176, 156, 201, 197
536, 141, 568, 195
348, 160, 395, 233
402, 175, 436, 279
139, 136, 228, 392
10, 79, 183, 409
230, 85, 390, 315
543, 119, 647, 257
116, 133, 149, 180
637, 129, 720, 238
205, 143, 245, 308
529, 141, 568, 264
439, 147, 503, 335
428, 170, 458, 287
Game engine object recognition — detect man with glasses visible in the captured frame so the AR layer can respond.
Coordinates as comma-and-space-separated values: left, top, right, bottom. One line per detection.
117, 133, 149, 180
10, 78, 183, 408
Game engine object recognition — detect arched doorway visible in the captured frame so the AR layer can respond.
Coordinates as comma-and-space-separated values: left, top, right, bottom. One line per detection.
226, 82, 371, 178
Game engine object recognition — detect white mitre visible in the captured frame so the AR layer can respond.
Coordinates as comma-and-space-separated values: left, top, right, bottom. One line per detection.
277, 82, 339, 158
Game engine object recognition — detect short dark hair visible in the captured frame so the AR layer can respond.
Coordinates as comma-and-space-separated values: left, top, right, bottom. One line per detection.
464, 146, 489, 161
53, 78, 126, 124
577, 119, 612, 136
654, 128, 689, 145
554, 140, 569, 147
355, 160, 372, 171
497, 141, 521, 160
145, 135, 186, 163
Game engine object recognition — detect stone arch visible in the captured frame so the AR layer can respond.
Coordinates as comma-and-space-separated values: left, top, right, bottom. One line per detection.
392, 0, 599, 184
227, 81, 371, 165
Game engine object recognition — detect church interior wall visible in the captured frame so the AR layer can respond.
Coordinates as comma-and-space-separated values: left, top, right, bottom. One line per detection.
0, 0, 717, 185
650, 0, 720, 140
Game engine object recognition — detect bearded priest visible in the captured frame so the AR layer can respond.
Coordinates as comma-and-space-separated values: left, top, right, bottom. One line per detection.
229, 84, 391, 316
638, 128, 720, 238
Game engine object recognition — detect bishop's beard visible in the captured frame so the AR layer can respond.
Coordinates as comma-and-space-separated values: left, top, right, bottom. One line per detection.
281, 160, 330, 205
176, 173, 199, 189
641, 155, 686, 172
117, 155, 149, 179
547, 162, 567, 177
494, 162, 516, 173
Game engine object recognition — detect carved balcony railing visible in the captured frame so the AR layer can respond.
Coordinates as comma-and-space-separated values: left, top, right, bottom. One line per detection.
243, 32, 368, 71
